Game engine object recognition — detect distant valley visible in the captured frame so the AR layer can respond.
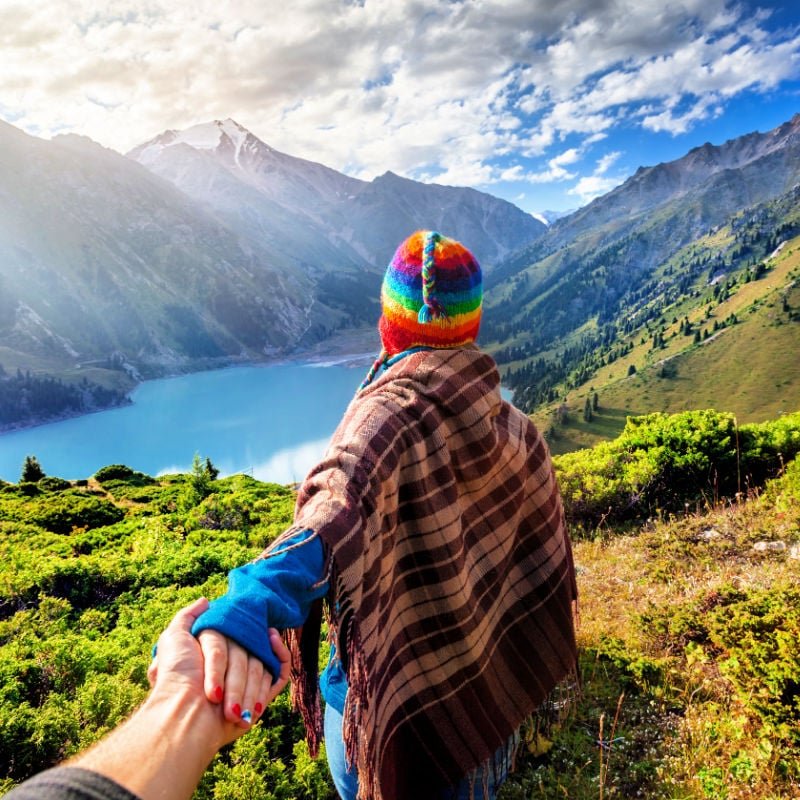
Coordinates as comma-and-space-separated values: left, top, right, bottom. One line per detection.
1, 114, 799, 440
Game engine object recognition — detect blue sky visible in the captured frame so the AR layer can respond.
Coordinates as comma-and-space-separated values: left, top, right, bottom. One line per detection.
3, 0, 800, 214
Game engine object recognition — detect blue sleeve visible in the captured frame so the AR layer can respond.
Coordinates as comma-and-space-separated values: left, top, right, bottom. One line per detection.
190, 529, 328, 680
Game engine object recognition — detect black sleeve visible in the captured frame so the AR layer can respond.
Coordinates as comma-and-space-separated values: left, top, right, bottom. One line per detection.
2, 767, 141, 800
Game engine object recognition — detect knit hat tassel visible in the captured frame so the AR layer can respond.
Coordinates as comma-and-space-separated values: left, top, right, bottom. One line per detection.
417, 304, 434, 324
418, 231, 447, 324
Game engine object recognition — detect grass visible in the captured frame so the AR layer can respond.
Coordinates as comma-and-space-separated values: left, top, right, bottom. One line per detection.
539, 237, 800, 455
538, 406, 629, 456
500, 471, 800, 799
600, 277, 800, 419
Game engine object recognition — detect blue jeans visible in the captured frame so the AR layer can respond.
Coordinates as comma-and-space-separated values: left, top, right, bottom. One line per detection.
324, 704, 519, 800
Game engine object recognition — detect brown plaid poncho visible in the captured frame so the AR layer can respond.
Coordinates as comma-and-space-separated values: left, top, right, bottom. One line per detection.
280, 346, 577, 800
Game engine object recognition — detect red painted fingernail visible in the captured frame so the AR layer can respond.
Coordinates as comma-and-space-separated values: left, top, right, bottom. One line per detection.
232, 703, 241, 717
254, 702, 263, 714
214, 686, 223, 701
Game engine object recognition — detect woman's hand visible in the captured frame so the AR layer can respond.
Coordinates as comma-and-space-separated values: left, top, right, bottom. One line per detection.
61, 599, 291, 800
148, 606, 290, 730
195, 629, 287, 726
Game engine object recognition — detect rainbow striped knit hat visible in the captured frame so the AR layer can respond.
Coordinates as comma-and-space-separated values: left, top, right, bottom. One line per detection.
360, 230, 482, 388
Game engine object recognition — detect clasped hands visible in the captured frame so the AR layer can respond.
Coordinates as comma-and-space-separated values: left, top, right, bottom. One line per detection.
149, 597, 290, 742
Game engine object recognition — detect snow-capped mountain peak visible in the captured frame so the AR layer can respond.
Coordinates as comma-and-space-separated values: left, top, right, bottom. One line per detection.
128, 118, 262, 167
126, 118, 546, 270
173, 118, 248, 151
531, 208, 575, 225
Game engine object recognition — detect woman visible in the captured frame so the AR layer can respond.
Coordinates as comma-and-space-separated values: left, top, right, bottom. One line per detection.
191, 230, 578, 800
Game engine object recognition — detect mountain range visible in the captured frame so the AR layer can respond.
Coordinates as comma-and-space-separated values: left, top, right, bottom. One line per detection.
129, 119, 543, 273
1, 113, 799, 434
0, 118, 542, 417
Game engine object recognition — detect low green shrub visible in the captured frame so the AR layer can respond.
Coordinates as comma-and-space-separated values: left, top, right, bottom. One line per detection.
761, 453, 800, 508
37, 477, 72, 492
642, 584, 800, 750
23, 495, 125, 534
555, 409, 800, 533
708, 587, 800, 749
189, 492, 255, 531
94, 465, 134, 482
739, 411, 800, 488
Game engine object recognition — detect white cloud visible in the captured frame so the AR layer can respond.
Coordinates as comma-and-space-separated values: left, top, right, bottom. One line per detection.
551, 148, 581, 168
596, 151, 622, 174
567, 151, 626, 204
525, 148, 582, 183
249, 437, 331, 485
568, 175, 621, 205
641, 95, 724, 134
494, 146, 583, 185
2, 0, 799, 204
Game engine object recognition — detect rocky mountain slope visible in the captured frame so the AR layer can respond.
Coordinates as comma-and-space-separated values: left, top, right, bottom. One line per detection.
0, 121, 320, 371
486, 114, 800, 431
128, 119, 545, 274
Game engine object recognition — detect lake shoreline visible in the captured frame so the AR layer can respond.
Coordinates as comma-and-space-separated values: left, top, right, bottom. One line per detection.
0, 325, 516, 450
0, 397, 134, 437
0, 341, 516, 483
0, 327, 381, 438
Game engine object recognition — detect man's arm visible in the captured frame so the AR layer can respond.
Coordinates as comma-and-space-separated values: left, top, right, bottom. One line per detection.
2, 597, 290, 800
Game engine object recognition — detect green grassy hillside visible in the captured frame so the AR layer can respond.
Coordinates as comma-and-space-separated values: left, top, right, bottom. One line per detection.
534, 227, 800, 455
0, 412, 798, 799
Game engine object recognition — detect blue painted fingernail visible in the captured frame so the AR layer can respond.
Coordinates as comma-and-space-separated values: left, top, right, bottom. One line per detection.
241, 709, 252, 723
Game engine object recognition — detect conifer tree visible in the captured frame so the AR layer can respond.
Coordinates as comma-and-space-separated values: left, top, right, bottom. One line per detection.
21, 455, 44, 483
204, 457, 220, 481
190, 454, 212, 499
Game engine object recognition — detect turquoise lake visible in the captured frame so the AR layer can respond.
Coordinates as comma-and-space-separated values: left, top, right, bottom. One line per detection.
0, 361, 368, 484
0, 360, 514, 484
